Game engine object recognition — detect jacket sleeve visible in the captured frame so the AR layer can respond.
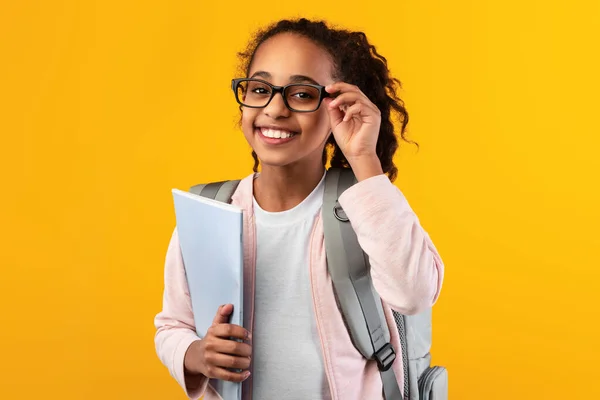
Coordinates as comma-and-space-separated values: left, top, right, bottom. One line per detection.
154, 228, 209, 399
337, 174, 444, 315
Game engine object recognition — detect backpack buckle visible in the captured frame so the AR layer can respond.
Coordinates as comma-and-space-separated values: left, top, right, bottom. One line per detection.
374, 342, 396, 371
333, 201, 349, 222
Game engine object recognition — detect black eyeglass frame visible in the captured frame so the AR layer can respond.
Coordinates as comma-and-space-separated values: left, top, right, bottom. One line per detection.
231, 78, 332, 113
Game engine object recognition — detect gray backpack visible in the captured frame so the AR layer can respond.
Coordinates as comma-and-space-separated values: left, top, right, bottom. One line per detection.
190, 167, 447, 400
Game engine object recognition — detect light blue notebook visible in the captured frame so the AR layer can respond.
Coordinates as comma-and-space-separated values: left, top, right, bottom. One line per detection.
172, 188, 244, 400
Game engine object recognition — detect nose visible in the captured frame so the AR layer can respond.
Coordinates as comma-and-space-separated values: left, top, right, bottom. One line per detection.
263, 91, 290, 119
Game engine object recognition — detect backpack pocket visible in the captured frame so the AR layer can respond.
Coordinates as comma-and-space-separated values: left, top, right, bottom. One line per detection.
417, 366, 448, 400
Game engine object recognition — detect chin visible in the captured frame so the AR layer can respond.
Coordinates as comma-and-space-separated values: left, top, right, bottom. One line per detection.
255, 154, 297, 169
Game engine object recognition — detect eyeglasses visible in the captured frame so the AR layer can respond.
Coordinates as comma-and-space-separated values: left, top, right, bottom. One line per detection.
231, 78, 330, 113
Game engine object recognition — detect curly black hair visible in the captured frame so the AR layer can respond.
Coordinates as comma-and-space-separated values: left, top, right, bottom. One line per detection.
237, 18, 415, 182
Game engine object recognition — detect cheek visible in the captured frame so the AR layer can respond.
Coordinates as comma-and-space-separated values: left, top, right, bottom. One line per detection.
241, 109, 251, 126
303, 110, 331, 138
241, 110, 257, 133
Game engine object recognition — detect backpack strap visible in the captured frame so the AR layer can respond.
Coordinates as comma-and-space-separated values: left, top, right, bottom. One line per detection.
191, 171, 404, 399
190, 180, 241, 203
323, 167, 403, 400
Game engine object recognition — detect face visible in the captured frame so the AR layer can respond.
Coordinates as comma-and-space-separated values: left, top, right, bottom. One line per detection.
240, 33, 336, 170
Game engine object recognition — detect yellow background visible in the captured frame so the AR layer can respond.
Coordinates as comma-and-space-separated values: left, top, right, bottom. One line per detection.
1, 0, 599, 399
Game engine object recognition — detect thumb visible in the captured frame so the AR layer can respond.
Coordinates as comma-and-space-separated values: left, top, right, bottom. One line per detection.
212, 304, 233, 326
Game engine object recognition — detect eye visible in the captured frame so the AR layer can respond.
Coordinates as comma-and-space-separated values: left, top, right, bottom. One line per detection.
251, 87, 270, 95
288, 89, 316, 100
287, 85, 320, 101
246, 81, 271, 96
292, 91, 313, 99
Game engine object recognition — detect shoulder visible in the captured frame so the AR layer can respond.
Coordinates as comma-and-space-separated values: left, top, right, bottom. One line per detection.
230, 173, 256, 208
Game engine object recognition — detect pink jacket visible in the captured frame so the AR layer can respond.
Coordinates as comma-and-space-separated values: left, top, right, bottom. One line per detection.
154, 173, 444, 400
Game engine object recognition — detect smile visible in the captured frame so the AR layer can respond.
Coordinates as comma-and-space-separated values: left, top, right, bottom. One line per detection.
255, 126, 298, 144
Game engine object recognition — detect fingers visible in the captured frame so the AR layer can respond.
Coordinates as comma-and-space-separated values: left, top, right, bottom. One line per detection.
342, 103, 363, 122
205, 352, 252, 370
205, 365, 251, 383
205, 336, 253, 357
323, 97, 345, 127
327, 93, 380, 125
325, 81, 362, 96
327, 91, 370, 110
203, 337, 253, 382
209, 323, 251, 342
212, 304, 233, 326
325, 83, 380, 120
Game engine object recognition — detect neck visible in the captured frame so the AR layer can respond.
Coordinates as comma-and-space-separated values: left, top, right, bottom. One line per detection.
253, 161, 325, 212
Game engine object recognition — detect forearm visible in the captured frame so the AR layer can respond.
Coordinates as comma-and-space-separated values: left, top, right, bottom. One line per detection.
154, 228, 209, 398
347, 154, 384, 182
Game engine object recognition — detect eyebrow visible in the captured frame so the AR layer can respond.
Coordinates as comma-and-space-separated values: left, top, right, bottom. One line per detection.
250, 71, 321, 86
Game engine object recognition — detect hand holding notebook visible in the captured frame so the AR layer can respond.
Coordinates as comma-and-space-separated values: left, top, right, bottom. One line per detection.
172, 188, 246, 400
183, 304, 252, 383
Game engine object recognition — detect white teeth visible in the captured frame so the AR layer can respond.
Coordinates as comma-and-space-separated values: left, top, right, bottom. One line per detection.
261, 128, 294, 139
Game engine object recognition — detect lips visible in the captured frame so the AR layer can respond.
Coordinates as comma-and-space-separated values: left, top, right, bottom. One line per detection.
260, 128, 295, 139
255, 125, 298, 135
255, 126, 298, 144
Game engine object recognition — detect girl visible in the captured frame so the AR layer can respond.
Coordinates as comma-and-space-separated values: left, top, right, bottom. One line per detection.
155, 18, 444, 400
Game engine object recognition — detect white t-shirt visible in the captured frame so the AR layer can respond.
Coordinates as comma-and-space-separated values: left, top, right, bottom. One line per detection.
251, 172, 331, 400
